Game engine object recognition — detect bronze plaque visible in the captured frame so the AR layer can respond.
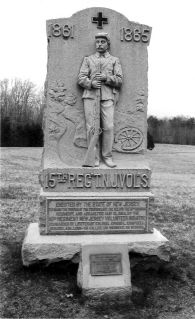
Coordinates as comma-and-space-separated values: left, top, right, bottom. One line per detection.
90, 254, 122, 276
46, 197, 149, 234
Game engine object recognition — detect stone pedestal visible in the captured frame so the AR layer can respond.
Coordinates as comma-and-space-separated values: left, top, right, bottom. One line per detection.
77, 244, 131, 303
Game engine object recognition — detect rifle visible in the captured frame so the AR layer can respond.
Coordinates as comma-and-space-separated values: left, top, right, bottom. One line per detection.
82, 63, 101, 167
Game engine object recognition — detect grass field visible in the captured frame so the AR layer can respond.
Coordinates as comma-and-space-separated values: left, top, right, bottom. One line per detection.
0, 145, 195, 319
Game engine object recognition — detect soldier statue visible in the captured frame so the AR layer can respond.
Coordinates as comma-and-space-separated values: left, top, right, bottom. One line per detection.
78, 32, 123, 168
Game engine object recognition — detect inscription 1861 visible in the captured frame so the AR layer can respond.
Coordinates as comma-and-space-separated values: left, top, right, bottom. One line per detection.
47, 24, 151, 43
48, 24, 75, 39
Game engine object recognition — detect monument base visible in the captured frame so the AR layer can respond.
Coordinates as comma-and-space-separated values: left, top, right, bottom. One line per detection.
77, 243, 132, 303
22, 223, 169, 266
22, 223, 169, 303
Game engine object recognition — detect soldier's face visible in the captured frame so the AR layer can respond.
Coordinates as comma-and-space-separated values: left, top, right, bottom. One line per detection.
95, 38, 108, 53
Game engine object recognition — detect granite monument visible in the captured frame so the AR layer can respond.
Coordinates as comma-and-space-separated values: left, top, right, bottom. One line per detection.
22, 8, 169, 302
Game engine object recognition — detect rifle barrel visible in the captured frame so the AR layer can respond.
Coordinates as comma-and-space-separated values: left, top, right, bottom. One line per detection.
82, 61, 101, 167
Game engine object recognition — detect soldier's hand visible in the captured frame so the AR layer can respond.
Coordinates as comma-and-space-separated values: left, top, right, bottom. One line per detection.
92, 79, 101, 88
95, 73, 107, 82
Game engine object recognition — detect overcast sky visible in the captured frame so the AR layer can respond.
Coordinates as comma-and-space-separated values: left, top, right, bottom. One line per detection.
0, 0, 195, 118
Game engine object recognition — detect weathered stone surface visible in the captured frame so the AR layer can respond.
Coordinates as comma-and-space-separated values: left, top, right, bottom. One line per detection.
77, 244, 131, 302
43, 7, 152, 168
22, 223, 169, 266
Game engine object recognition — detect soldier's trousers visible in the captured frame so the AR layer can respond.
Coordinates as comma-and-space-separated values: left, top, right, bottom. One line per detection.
83, 99, 114, 160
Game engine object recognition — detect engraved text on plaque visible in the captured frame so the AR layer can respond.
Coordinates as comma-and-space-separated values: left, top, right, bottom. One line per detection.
46, 198, 149, 234
90, 254, 122, 276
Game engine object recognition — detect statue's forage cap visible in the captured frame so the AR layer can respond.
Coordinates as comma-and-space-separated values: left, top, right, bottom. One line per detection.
95, 32, 110, 42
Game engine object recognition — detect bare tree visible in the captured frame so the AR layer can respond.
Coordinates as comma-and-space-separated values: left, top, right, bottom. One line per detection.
0, 78, 44, 146
0, 78, 44, 124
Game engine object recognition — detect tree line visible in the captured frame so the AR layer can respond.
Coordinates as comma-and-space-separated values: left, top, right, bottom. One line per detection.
0, 79, 44, 146
148, 115, 195, 145
0, 79, 195, 146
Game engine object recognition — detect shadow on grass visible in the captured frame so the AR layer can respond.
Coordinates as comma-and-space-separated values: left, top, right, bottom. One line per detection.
1, 239, 194, 319
1, 207, 194, 319
1, 242, 85, 318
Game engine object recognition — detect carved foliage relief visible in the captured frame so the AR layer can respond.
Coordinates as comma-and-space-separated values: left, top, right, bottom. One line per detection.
47, 80, 87, 148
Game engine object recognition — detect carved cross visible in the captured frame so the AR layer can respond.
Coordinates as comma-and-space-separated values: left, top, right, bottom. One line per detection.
92, 12, 108, 29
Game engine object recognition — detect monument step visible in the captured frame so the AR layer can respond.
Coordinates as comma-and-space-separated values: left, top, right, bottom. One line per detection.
22, 223, 169, 267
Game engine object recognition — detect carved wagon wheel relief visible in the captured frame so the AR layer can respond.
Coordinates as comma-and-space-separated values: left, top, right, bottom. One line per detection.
115, 127, 143, 152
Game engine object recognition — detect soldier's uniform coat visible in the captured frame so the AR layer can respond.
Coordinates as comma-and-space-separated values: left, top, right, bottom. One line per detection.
78, 52, 123, 101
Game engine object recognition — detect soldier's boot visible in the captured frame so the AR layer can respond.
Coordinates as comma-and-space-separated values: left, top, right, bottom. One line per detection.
102, 129, 116, 168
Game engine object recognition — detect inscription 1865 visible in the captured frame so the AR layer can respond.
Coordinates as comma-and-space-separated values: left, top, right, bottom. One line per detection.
120, 27, 151, 42
47, 24, 151, 43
